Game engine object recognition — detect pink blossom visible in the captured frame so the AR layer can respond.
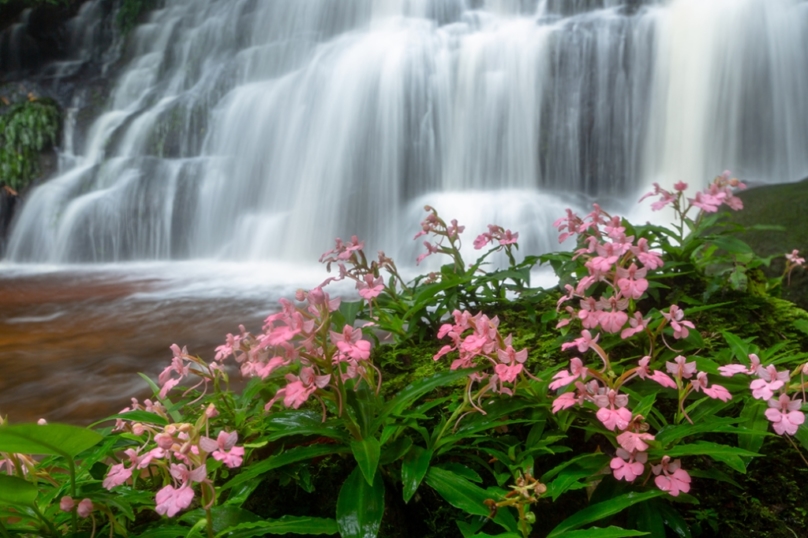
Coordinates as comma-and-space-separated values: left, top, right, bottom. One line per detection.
620, 312, 650, 340
155, 485, 195, 517
689, 190, 726, 213
494, 363, 523, 384
594, 389, 631, 431
596, 296, 629, 334
60, 496, 75, 512
690, 372, 732, 402
561, 330, 599, 353
639, 183, 675, 211
786, 249, 805, 266
267, 368, 331, 410
616, 263, 648, 299
578, 297, 602, 330
103, 462, 133, 490
200, 431, 245, 469
718, 353, 762, 377
357, 274, 384, 300
630, 238, 664, 270
636, 356, 677, 388
662, 305, 695, 339
617, 430, 655, 453
610, 448, 648, 482
549, 358, 588, 390
77, 499, 93, 518
765, 394, 805, 435
673, 181, 688, 192
750, 365, 789, 400
652, 457, 691, 497
551, 392, 579, 413
665, 355, 696, 380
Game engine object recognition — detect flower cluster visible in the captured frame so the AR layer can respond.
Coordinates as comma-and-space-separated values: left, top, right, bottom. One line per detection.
720, 354, 806, 435
106, 397, 243, 517
639, 171, 746, 215
214, 286, 379, 417
434, 309, 532, 412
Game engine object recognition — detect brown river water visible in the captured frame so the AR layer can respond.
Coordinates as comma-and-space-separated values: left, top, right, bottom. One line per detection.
0, 262, 327, 425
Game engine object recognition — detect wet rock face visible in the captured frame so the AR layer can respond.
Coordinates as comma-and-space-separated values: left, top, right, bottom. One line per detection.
0, 1, 80, 75
0, 185, 19, 255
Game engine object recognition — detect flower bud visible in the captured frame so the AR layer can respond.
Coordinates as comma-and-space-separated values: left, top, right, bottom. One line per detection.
59, 496, 75, 512
77, 499, 93, 518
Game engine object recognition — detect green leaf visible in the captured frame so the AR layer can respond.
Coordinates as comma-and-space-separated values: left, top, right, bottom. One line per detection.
181, 506, 261, 534
217, 516, 338, 537
339, 301, 364, 327
401, 445, 432, 503
425, 467, 517, 533
137, 527, 189, 538
794, 423, 808, 452
720, 331, 752, 362
655, 417, 742, 445
222, 444, 350, 491
0, 423, 103, 457
378, 436, 412, 465
650, 442, 759, 473
554, 527, 648, 538
627, 500, 665, 538
547, 491, 665, 538
351, 437, 381, 486
374, 369, 474, 429
264, 410, 347, 442
738, 398, 769, 457
336, 466, 385, 538
0, 475, 38, 506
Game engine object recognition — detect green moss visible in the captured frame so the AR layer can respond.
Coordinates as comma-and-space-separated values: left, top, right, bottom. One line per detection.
116, 0, 160, 33
0, 98, 60, 192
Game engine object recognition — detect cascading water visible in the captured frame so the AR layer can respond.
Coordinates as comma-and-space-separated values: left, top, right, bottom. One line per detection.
4, 0, 808, 264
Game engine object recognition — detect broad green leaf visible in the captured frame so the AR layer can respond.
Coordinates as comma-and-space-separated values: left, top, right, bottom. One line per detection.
650, 442, 759, 473
336, 466, 385, 538
435, 463, 482, 484
222, 444, 350, 491
654, 501, 692, 538
720, 331, 752, 362
264, 410, 347, 442
627, 500, 666, 538
654, 417, 741, 444
425, 467, 517, 533
793, 319, 808, 337
554, 527, 648, 538
137, 527, 189, 538
378, 436, 412, 465
738, 398, 769, 457
339, 301, 364, 327
401, 445, 432, 503
351, 437, 381, 486
0, 475, 37, 506
547, 491, 665, 538
374, 369, 474, 428
0, 423, 103, 457
217, 516, 338, 537
181, 506, 261, 533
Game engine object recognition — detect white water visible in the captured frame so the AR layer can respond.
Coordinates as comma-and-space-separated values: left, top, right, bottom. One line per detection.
5, 0, 808, 264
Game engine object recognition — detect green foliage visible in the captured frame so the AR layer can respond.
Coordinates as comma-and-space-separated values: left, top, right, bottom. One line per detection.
116, 0, 160, 33
0, 99, 60, 192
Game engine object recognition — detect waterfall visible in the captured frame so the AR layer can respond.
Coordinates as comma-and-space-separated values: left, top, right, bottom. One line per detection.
5, 0, 808, 264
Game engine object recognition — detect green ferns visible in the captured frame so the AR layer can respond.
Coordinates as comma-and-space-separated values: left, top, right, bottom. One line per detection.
0, 99, 60, 191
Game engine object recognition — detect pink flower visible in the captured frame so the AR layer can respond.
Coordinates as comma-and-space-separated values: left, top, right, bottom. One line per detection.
549, 358, 588, 390
60, 496, 75, 512
662, 305, 695, 339
652, 456, 691, 497
786, 249, 805, 266
637, 356, 677, 389
620, 312, 650, 340
267, 368, 331, 410
616, 263, 649, 299
551, 392, 579, 413
630, 238, 664, 270
765, 394, 805, 435
561, 330, 599, 353
750, 365, 789, 400
103, 462, 133, 490
665, 355, 696, 380
616, 430, 655, 453
610, 448, 647, 482
689, 191, 726, 213
690, 372, 732, 402
594, 389, 631, 431
639, 183, 676, 211
673, 181, 688, 192
200, 431, 245, 469
357, 274, 384, 300
718, 353, 762, 377
77, 499, 93, 518
155, 485, 195, 517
